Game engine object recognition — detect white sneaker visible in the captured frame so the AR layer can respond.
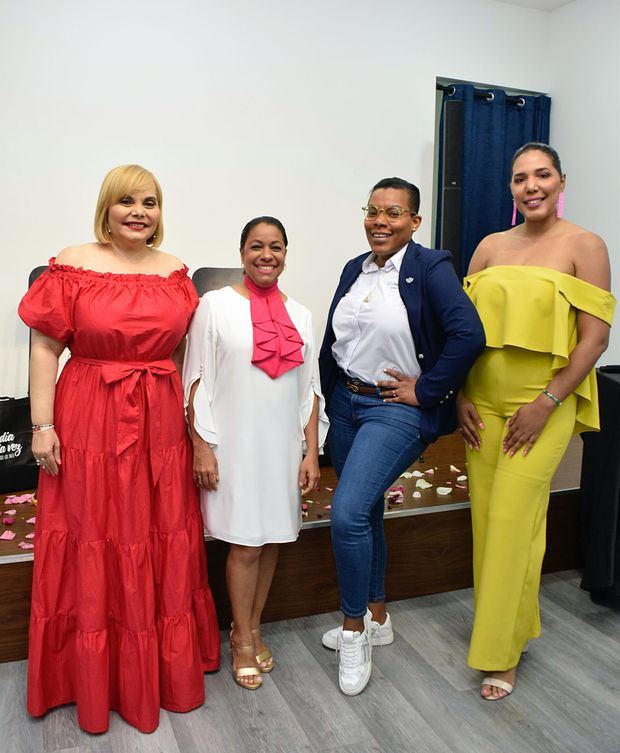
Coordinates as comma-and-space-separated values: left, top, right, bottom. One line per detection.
338, 629, 372, 696
322, 610, 394, 650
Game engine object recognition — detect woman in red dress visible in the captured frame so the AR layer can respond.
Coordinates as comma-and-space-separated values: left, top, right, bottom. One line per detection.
18, 164, 220, 734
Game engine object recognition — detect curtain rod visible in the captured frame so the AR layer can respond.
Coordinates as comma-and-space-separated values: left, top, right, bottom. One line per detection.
436, 83, 525, 107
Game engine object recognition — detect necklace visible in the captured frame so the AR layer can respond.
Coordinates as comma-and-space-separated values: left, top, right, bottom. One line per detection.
363, 271, 382, 303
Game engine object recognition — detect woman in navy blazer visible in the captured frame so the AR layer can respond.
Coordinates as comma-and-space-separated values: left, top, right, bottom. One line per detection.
318, 177, 484, 696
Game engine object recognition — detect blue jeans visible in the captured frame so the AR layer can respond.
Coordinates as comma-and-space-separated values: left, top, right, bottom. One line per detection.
329, 379, 427, 618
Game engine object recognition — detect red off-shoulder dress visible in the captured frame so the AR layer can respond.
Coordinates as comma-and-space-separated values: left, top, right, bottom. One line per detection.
18, 260, 220, 734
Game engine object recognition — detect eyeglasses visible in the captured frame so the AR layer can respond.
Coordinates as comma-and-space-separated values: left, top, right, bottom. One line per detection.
362, 205, 418, 220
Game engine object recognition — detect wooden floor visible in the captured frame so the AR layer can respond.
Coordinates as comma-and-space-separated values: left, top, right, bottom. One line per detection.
1, 570, 619, 753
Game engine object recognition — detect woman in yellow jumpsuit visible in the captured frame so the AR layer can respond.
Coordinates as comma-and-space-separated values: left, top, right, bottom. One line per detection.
458, 143, 615, 700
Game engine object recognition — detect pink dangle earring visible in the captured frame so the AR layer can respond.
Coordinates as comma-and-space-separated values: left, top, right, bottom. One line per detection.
511, 200, 518, 227
556, 191, 564, 218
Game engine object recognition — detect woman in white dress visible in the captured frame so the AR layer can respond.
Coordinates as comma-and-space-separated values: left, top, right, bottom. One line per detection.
183, 216, 328, 689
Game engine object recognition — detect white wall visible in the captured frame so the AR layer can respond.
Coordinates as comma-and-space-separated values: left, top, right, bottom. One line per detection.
549, 0, 620, 363
0, 0, 577, 395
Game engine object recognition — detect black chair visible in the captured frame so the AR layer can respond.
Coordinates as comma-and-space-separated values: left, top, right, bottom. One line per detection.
191, 267, 243, 297
29, 266, 47, 287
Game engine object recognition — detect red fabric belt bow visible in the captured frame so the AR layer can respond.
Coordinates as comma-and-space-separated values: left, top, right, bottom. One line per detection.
71, 355, 177, 485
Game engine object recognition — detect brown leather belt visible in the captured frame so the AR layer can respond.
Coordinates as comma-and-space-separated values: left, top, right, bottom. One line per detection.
341, 375, 380, 396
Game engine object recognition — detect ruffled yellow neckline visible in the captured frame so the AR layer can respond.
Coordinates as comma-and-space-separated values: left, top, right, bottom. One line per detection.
463, 263, 616, 434
466, 264, 605, 293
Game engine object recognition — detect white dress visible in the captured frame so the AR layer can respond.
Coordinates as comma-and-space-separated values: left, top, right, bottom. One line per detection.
183, 286, 329, 546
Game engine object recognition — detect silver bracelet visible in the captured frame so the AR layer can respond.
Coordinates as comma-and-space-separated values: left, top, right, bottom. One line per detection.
32, 423, 55, 433
541, 389, 562, 408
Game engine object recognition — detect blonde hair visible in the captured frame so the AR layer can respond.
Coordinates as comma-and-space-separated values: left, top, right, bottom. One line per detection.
94, 164, 164, 247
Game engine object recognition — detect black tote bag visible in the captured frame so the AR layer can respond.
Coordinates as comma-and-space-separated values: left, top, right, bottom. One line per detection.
0, 396, 38, 493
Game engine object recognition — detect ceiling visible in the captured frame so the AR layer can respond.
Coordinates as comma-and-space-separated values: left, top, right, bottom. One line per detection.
491, 0, 574, 10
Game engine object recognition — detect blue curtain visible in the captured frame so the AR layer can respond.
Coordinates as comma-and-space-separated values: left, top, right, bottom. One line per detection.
435, 84, 551, 278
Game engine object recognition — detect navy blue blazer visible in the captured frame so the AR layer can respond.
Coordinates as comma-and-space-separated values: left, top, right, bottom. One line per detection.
319, 240, 486, 443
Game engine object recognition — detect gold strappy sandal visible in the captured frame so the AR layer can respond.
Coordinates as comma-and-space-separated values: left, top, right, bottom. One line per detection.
230, 631, 262, 690
252, 627, 274, 673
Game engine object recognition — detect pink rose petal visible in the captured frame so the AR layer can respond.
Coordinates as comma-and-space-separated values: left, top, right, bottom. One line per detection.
0, 530, 16, 541
18, 541, 35, 550
25, 532, 35, 539
4, 493, 34, 504
325, 487, 334, 492
301, 503, 308, 511
26, 517, 36, 525
4, 509, 17, 516
324, 504, 331, 510
3, 517, 15, 525
456, 484, 468, 490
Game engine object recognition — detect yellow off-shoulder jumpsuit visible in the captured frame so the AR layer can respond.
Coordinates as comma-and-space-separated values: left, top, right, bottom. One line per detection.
463, 266, 616, 670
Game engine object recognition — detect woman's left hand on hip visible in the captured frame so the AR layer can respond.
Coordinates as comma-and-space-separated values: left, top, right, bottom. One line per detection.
377, 369, 420, 406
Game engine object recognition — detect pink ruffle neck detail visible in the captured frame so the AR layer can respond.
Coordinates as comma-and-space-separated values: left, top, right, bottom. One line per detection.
243, 276, 304, 379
